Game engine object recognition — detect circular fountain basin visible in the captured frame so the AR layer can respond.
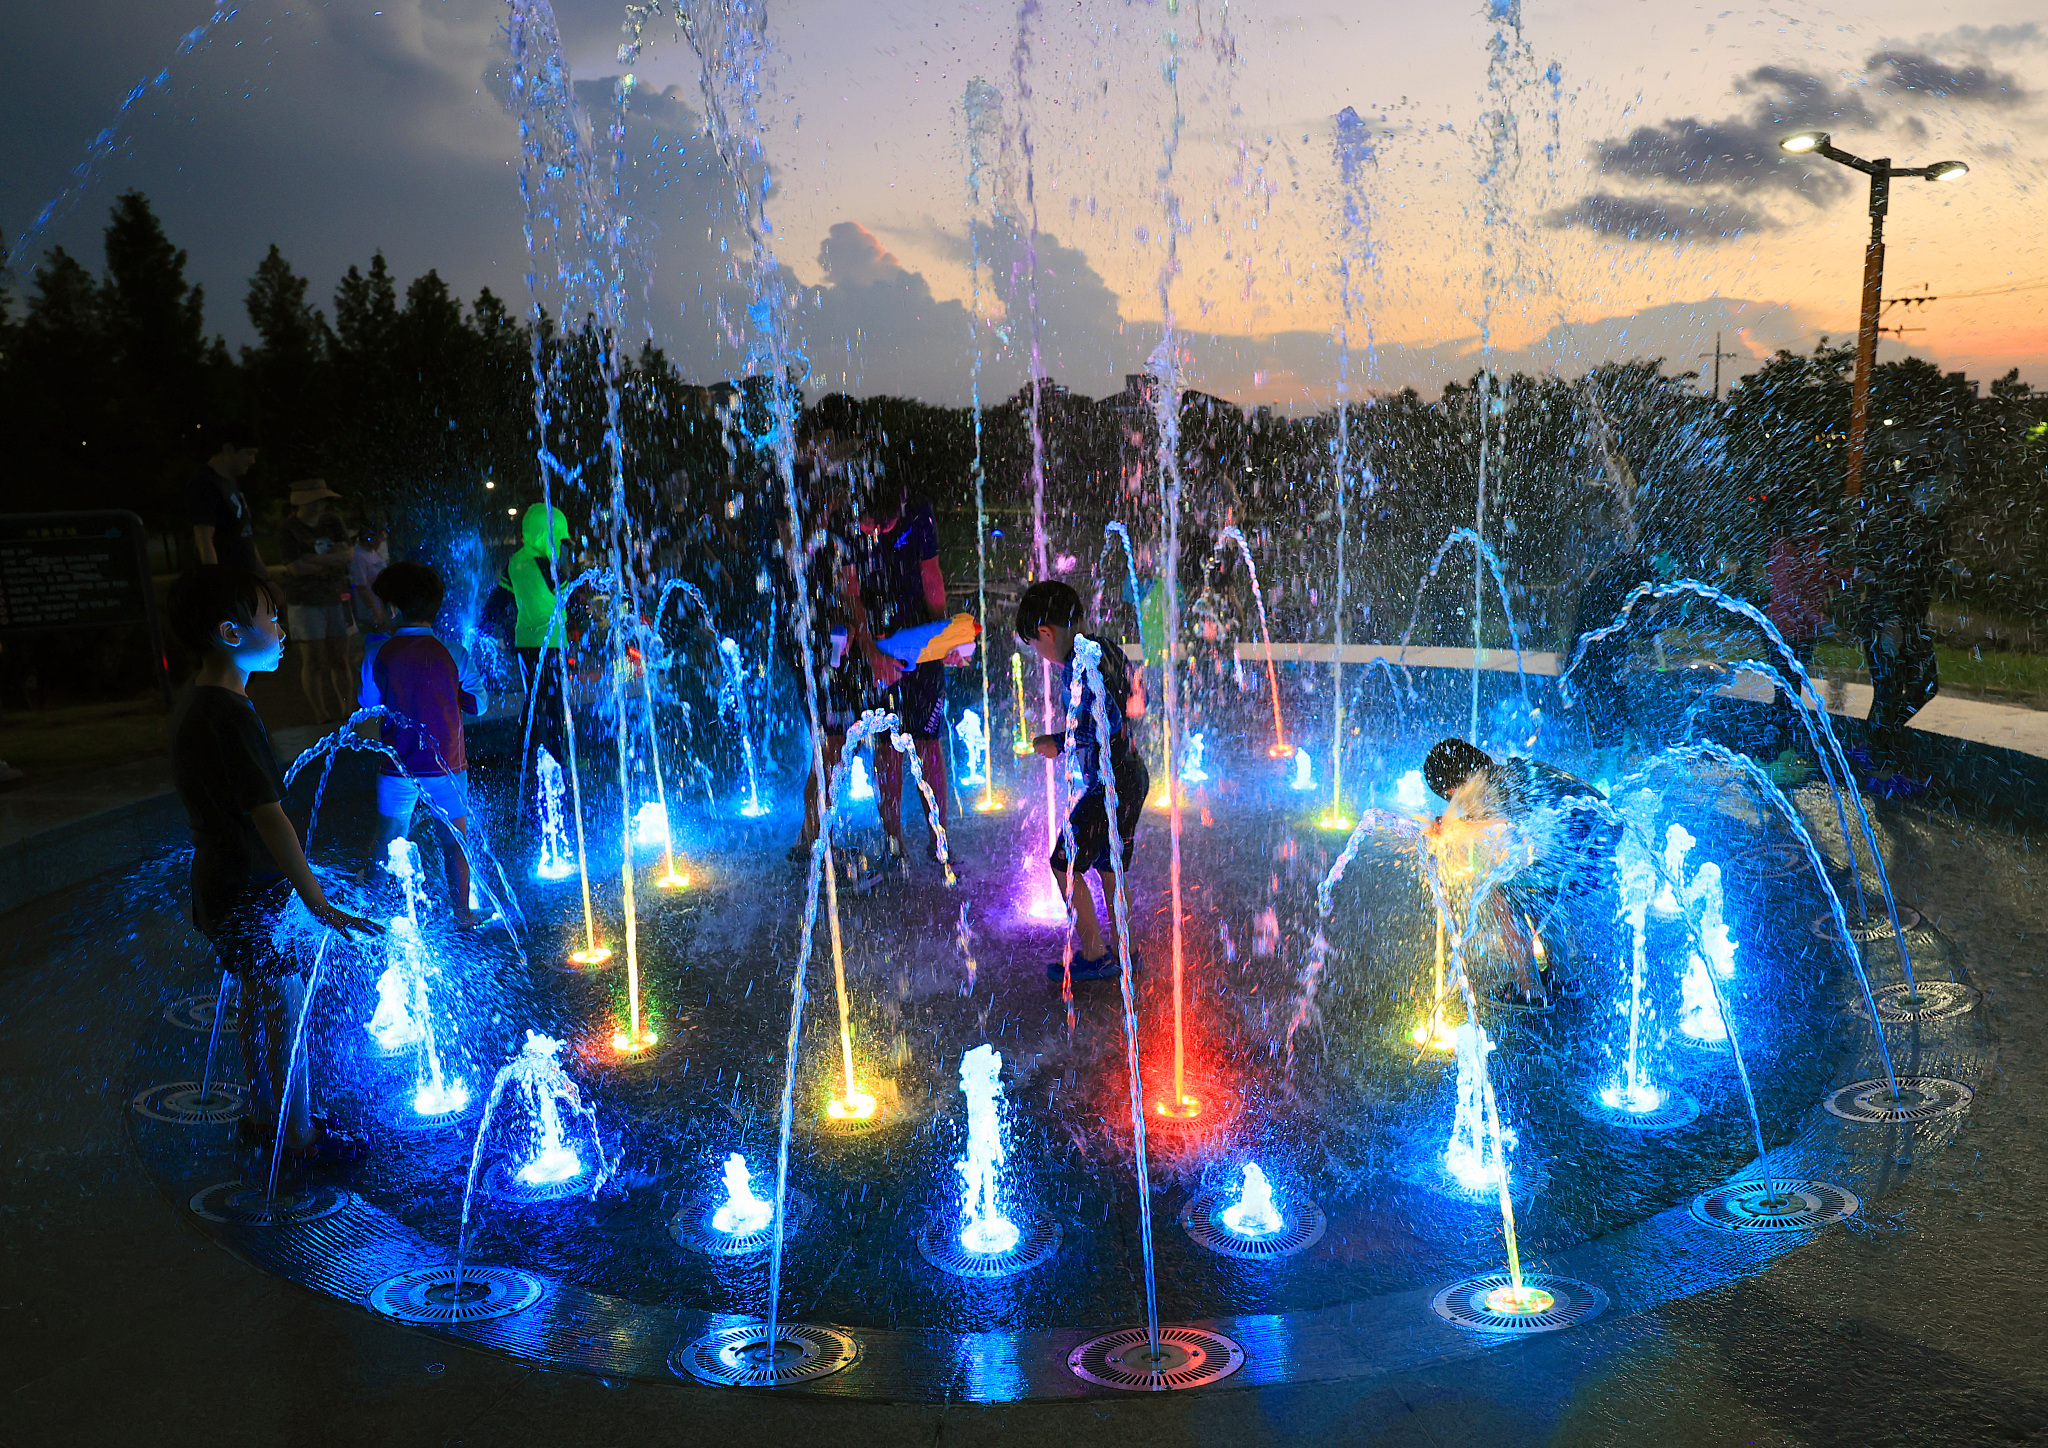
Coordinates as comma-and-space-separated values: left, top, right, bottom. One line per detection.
120, 723, 1994, 1401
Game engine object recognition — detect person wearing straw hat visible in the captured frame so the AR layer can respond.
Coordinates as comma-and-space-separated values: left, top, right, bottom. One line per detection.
277, 479, 356, 723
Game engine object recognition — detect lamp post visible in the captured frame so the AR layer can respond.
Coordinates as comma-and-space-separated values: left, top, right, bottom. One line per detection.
1777, 131, 1967, 500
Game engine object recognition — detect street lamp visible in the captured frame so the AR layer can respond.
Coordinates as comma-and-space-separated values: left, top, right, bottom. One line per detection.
1777, 131, 1968, 499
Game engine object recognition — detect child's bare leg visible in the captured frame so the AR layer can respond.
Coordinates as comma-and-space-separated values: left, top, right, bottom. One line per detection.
914, 737, 948, 840
274, 972, 314, 1146
439, 814, 473, 925
874, 742, 906, 849
246, 975, 314, 1147
797, 735, 844, 849
1065, 865, 1108, 960
368, 810, 407, 878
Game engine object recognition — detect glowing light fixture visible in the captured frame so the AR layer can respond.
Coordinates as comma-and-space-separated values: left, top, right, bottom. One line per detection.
1778, 130, 1828, 154
1927, 159, 1968, 182
1219, 1163, 1284, 1238
712, 1153, 774, 1236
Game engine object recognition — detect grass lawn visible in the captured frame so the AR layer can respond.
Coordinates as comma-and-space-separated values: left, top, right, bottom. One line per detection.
1815, 641, 2048, 703
0, 697, 170, 783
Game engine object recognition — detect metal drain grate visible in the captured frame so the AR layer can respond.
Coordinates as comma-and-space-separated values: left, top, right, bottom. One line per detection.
1580, 1088, 1701, 1132
367, 1266, 543, 1325
1431, 1273, 1607, 1334
190, 1179, 354, 1227
1670, 1028, 1734, 1056
390, 1104, 472, 1133
132, 1080, 247, 1125
1067, 1326, 1245, 1391
669, 1189, 813, 1256
1867, 980, 1980, 1024
1689, 1179, 1859, 1232
1179, 1191, 1327, 1260
163, 994, 238, 1035
1824, 1075, 1973, 1125
915, 1215, 1062, 1278
1810, 906, 1923, 943
1424, 1158, 1551, 1205
670, 1323, 860, 1387
484, 1159, 597, 1204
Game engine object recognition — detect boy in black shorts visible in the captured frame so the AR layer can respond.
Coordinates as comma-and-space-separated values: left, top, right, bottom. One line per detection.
1019, 581, 1149, 981
166, 567, 380, 1162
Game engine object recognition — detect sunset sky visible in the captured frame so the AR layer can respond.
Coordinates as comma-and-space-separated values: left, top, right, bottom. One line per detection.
5, 0, 2043, 408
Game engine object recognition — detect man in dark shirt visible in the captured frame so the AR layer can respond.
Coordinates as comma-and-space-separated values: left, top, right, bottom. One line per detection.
188, 421, 268, 579
845, 476, 952, 862
166, 566, 377, 1164
1854, 423, 1954, 778
276, 480, 355, 722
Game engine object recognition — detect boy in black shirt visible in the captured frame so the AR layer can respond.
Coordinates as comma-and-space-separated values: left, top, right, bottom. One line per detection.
166, 567, 379, 1162
1018, 581, 1149, 981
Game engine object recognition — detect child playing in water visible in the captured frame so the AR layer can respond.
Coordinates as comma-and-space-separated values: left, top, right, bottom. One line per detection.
166, 566, 380, 1163
358, 561, 486, 926
1017, 581, 1149, 981
1422, 737, 1617, 1006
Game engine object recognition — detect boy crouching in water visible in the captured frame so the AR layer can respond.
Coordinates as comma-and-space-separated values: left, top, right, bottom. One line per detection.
1017, 581, 1148, 981
1423, 737, 1617, 1006
166, 566, 380, 1163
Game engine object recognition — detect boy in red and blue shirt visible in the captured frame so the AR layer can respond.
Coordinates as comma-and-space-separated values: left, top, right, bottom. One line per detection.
358, 561, 486, 926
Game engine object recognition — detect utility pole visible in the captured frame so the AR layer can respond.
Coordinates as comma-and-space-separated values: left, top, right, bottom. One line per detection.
1776, 131, 1968, 499
1697, 331, 1742, 401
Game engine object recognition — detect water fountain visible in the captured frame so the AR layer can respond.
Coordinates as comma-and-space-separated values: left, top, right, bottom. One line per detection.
532, 746, 576, 881
718, 636, 770, 818
916, 1045, 1059, 1277
91, 0, 2007, 1409
1213, 526, 1292, 761
955, 708, 990, 790
376, 839, 472, 1130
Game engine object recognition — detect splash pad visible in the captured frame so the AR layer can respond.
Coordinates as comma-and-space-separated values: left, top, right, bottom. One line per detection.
120, 653, 1995, 1401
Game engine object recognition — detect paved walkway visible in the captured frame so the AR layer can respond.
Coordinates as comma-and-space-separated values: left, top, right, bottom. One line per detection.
1243, 644, 2048, 760
3, 662, 2045, 865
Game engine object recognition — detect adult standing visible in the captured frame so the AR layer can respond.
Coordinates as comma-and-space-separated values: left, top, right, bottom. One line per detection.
276, 481, 356, 723
1855, 423, 1953, 777
846, 475, 951, 863
1566, 549, 1651, 764
188, 421, 267, 579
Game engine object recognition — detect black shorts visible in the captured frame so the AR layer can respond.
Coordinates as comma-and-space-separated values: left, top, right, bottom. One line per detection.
201, 874, 295, 979
1050, 753, 1149, 875
881, 662, 946, 740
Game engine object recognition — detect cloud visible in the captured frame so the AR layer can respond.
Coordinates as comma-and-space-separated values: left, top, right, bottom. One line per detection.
1537, 192, 1781, 242
1867, 49, 2029, 106
1908, 24, 2045, 56
817, 222, 909, 288
1586, 66, 1874, 204
1546, 42, 2034, 246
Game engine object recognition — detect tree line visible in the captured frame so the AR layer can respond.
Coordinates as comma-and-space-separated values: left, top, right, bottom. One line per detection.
2, 191, 2044, 707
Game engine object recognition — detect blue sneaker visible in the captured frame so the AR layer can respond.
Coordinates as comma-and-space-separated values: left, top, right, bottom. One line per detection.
1048, 952, 1119, 982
